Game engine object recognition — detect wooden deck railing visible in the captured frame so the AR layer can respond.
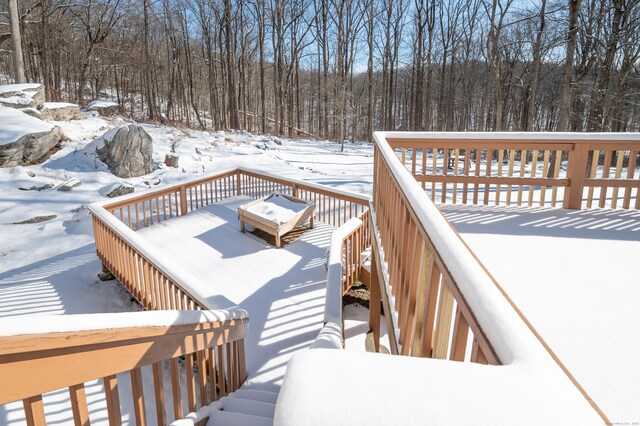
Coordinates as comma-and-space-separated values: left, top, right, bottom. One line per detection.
367, 131, 615, 422
95, 168, 371, 312
369, 136, 498, 362
389, 133, 640, 209
341, 210, 369, 293
0, 312, 247, 426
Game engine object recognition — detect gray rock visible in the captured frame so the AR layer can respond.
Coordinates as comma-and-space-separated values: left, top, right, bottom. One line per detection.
0, 83, 45, 109
0, 109, 64, 167
13, 214, 57, 224
57, 178, 82, 191
22, 108, 43, 120
18, 182, 54, 191
96, 124, 154, 178
106, 183, 134, 198
84, 99, 119, 116
39, 103, 81, 121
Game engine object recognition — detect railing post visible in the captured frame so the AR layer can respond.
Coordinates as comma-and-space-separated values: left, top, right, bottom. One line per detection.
369, 249, 381, 353
563, 143, 589, 210
179, 185, 188, 216
292, 183, 298, 198
235, 170, 242, 196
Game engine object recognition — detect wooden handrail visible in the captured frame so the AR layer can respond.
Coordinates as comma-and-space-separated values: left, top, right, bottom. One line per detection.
0, 312, 247, 424
385, 132, 640, 210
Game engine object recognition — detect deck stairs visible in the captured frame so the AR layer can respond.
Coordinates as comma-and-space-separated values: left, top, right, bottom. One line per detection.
191, 387, 279, 426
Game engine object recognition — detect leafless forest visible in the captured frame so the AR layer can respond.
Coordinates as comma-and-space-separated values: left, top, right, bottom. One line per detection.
2, 0, 639, 140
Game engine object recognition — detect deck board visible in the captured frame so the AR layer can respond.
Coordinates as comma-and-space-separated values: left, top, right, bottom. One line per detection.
440, 204, 640, 422
137, 196, 333, 392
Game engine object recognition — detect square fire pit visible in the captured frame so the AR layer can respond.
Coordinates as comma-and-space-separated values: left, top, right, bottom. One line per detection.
238, 191, 316, 248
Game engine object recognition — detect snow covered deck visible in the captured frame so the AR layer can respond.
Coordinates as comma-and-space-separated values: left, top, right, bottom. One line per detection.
137, 196, 333, 391
440, 204, 640, 422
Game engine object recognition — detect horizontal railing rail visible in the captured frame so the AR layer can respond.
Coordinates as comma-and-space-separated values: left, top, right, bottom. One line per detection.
387, 132, 640, 210
0, 311, 247, 426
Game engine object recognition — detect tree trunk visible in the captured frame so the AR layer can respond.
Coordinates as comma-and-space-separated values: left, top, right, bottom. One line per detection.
558, 0, 581, 131
9, 0, 26, 83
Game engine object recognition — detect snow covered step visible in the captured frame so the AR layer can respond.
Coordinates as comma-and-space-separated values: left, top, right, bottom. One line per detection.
206, 409, 273, 426
216, 395, 276, 418
360, 248, 371, 266
229, 389, 279, 404
360, 249, 372, 287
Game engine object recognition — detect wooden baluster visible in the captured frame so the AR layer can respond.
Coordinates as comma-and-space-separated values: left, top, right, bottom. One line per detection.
473, 149, 481, 204
217, 347, 227, 396
400, 223, 421, 355
495, 150, 504, 205
420, 260, 441, 358
421, 148, 427, 189
540, 150, 550, 206
226, 342, 235, 391
23, 395, 46, 426
185, 353, 197, 413
238, 339, 247, 384
449, 309, 470, 361
623, 150, 637, 209
517, 150, 527, 206
130, 367, 147, 426
463, 149, 471, 204
411, 148, 417, 178
551, 150, 562, 207
207, 347, 218, 401
369, 245, 381, 353
431, 148, 437, 199
611, 150, 625, 209
142, 200, 149, 228
442, 148, 449, 203
432, 280, 455, 359
482, 148, 491, 205
599, 150, 612, 208
170, 357, 183, 421
103, 375, 122, 426
409, 241, 431, 356
528, 149, 538, 206
452, 148, 460, 204
69, 383, 90, 426
471, 339, 489, 365
197, 351, 208, 407
152, 362, 167, 425
506, 149, 515, 206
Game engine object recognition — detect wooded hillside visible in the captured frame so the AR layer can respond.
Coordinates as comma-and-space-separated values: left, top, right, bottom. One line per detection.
1, 0, 639, 139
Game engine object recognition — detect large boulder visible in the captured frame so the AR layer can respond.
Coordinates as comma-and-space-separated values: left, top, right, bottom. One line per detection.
39, 102, 81, 121
0, 83, 45, 109
96, 124, 153, 178
0, 107, 64, 167
84, 99, 119, 117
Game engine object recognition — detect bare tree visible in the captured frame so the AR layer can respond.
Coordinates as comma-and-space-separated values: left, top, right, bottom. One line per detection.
8, 0, 25, 83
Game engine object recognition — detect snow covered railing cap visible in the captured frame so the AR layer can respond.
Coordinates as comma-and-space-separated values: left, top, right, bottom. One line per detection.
0, 309, 248, 338
376, 130, 640, 141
